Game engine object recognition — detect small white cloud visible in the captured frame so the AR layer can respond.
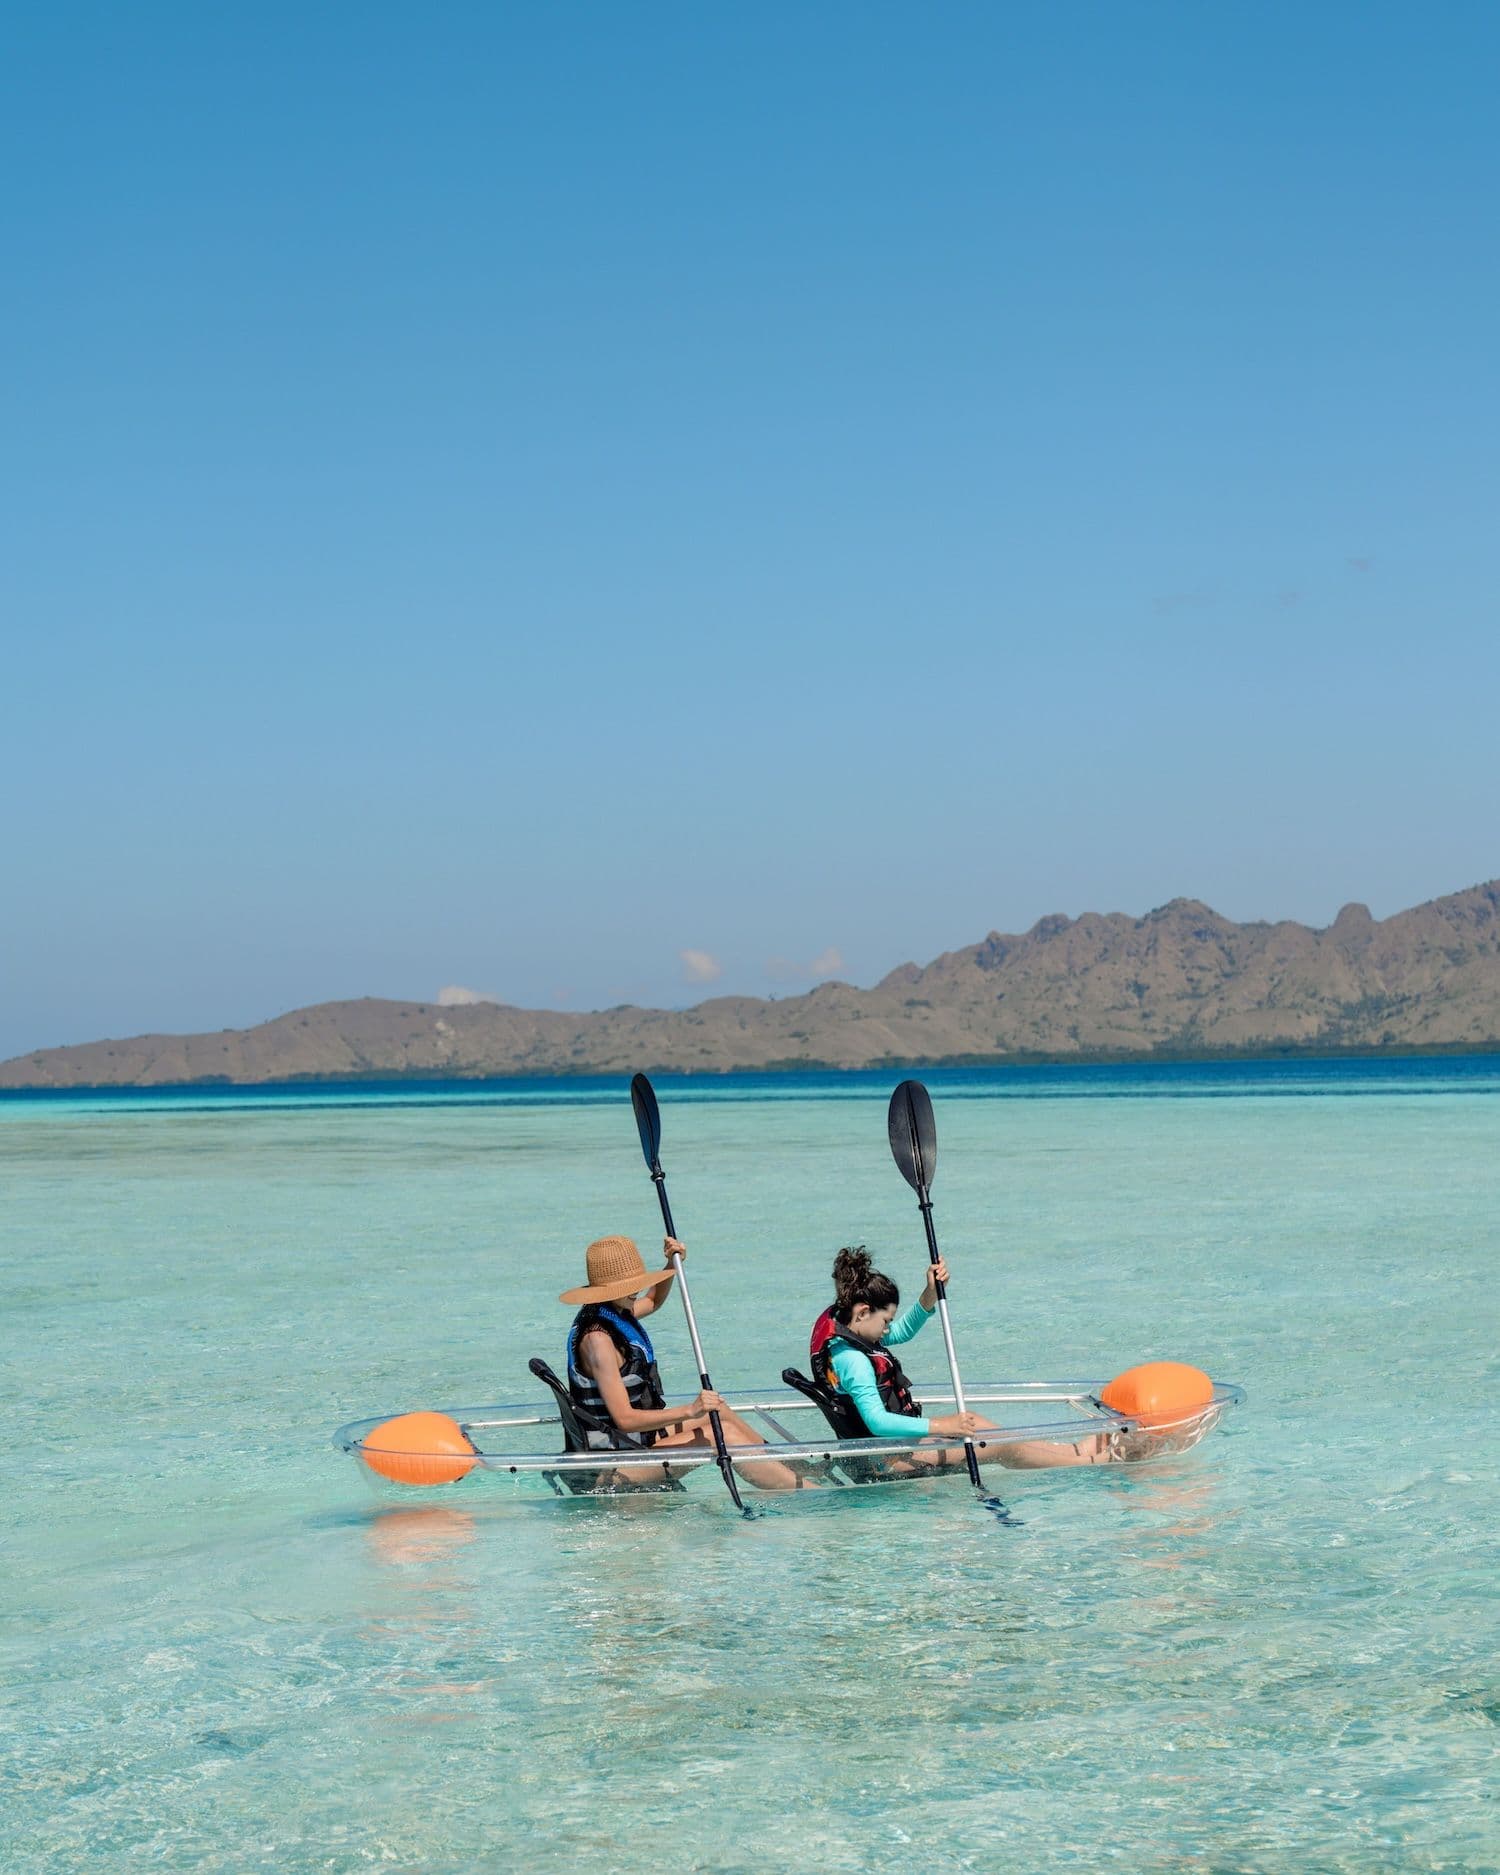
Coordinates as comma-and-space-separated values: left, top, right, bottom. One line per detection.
437, 985, 499, 1006
679, 949, 723, 985
767, 946, 844, 983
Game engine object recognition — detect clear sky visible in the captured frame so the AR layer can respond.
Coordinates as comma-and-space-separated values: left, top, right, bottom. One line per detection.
3, 3, 1497, 1058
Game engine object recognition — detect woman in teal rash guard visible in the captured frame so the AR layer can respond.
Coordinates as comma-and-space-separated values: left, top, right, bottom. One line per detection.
809, 1247, 1123, 1468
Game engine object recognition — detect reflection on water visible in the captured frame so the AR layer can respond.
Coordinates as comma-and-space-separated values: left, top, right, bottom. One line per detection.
1103, 1469, 1226, 1571
365, 1506, 478, 1569
363, 1508, 490, 1731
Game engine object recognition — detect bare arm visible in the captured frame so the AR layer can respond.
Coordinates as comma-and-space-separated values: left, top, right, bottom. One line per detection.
917, 1255, 950, 1313
579, 1329, 708, 1435
631, 1237, 683, 1321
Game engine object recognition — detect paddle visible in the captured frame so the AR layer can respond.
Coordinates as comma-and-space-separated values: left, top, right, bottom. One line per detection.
887, 1079, 983, 1489
629, 1072, 749, 1516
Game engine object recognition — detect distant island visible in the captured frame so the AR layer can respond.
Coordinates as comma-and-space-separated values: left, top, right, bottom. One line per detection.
5, 880, 1499, 1089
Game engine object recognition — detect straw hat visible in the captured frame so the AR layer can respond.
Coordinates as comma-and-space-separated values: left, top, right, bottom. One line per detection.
559, 1235, 676, 1306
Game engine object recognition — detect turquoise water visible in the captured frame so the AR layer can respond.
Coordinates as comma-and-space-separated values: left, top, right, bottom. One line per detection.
4, 1062, 1498, 1872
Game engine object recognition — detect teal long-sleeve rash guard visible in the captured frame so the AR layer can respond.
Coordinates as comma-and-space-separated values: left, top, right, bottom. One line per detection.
826, 1298, 935, 1437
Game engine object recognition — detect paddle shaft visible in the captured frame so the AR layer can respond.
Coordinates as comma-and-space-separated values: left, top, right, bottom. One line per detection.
913, 1183, 982, 1488
645, 1165, 747, 1513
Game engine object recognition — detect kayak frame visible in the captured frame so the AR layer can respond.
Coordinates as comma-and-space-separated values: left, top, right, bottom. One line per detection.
334, 1379, 1244, 1488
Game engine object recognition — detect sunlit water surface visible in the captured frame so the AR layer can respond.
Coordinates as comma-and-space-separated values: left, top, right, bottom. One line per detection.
4, 1062, 1497, 1872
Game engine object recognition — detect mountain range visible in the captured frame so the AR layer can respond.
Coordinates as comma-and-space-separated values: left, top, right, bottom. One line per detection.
5, 880, 1499, 1088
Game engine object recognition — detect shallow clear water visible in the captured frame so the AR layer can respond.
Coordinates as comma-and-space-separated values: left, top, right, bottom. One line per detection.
4, 1063, 1497, 1873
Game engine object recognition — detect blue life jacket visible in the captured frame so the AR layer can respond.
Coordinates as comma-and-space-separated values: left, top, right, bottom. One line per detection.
567, 1304, 668, 1450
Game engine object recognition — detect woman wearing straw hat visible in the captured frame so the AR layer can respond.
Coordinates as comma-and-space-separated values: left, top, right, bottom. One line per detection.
562, 1235, 806, 1490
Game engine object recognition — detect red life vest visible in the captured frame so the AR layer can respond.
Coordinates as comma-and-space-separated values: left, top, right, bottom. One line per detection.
809, 1307, 921, 1435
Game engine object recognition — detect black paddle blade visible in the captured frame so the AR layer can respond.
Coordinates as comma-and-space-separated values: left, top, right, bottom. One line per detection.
630, 1073, 662, 1170
888, 1080, 938, 1192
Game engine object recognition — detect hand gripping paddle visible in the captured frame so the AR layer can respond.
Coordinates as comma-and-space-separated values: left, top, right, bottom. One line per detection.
887, 1079, 983, 1490
630, 1073, 749, 1516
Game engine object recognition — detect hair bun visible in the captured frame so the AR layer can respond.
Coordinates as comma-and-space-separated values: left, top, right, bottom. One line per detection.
832, 1244, 871, 1282
831, 1244, 872, 1309
830, 1244, 900, 1321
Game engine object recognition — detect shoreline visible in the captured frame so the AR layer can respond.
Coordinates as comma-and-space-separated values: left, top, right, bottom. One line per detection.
4, 1041, 1500, 1099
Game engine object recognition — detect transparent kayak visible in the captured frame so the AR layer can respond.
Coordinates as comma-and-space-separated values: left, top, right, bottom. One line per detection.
334, 1378, 1245, 1497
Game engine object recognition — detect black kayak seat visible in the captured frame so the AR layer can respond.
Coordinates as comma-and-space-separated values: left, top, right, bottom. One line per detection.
527, 1355, 686, 1494
528, 1356, 592, 1452
781, 1365, 865, 1441
781, 1366, 892, 1484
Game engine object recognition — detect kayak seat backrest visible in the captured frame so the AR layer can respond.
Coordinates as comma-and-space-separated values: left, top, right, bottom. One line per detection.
528, 1356, 591, 1453
528, 1355, 689, 1496
781, 1365, 862, 1440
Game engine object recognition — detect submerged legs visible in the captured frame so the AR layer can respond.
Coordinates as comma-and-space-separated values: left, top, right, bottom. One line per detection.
653, 1406, 809, 1492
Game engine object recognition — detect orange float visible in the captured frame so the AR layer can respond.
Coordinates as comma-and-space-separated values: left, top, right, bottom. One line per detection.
1100, 1361, 1214, 1430
359, 1411, 478, 1487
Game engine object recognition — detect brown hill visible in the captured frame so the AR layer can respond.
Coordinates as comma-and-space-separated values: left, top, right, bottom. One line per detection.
5, 880, 1499, 1088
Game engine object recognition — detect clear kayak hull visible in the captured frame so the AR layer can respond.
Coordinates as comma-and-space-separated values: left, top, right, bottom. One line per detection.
333, 1379, 1244, 1497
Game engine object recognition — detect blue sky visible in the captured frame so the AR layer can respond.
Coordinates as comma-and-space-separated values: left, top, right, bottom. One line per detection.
3, 4, 1497, 1057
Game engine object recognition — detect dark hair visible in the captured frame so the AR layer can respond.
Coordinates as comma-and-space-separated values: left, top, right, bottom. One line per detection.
572, 1301, 637, 1350
831, 1245, 899, 1323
